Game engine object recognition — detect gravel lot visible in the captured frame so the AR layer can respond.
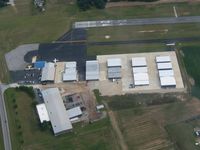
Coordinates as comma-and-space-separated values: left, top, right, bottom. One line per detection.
5, 44, 39, 71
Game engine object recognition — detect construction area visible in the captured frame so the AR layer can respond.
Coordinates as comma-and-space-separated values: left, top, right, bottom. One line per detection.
92, 51, 184, 96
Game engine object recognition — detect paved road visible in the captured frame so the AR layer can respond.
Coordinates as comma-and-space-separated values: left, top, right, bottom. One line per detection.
74, 16, 200, 28
0, 84, 12, 150
89, 36, 200, 46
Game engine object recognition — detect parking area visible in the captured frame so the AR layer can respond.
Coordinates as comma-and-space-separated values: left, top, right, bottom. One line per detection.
10, 69, 41, 84
95, 51, 185, 96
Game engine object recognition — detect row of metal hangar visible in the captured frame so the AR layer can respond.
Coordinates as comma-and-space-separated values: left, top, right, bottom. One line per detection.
130, 55, 176, 87
40, 55, 176, 87
105, 55, 176, 88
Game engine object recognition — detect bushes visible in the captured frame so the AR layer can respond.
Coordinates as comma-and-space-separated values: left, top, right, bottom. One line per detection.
77, 0, 107, 11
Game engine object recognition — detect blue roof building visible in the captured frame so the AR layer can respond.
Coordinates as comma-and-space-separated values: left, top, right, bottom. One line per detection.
34, 61, 45, 69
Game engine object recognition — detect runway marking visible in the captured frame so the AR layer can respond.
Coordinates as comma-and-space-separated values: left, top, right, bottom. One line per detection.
138, 29, 168, 33
173, 6, 178, 18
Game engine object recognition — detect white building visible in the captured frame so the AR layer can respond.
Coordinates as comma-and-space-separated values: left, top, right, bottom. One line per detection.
107, 58, 121, 67
132, 57, 147, 67
160, 76, 176, 87
63, 62, 77, 81
156, 56, 171, 63
157, 62, 172, 70
42, 88, 73, 136
86, 60, 99, 80
36, 103, 50, 123
66, 106, 82, 119
41, 62, 55, 82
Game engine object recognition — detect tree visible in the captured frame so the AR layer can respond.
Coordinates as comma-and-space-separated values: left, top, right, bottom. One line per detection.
0, 0, 8, 7
93, 0, 107, 9
77, 0, 107, 11
77, 0, 91, 11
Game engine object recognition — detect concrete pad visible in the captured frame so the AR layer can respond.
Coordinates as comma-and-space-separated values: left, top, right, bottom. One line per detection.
54, 62, 65, 83
5, 44, 39, 71
95, 51, 185, 96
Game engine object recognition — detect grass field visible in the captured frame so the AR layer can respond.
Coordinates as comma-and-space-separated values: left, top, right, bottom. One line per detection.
0, 122, 4, 150
166, 121, 200, 150
4, 88, 119, 150
1, 1, 200, 82
181, 45, 200, 97
87, 43, 167, 57
106, 93, 200, 150
87, 23, 200, 42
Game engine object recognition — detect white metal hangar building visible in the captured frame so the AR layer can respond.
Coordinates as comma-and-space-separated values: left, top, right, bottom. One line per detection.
86, 60, 99, 80
36, 103, 50, 123
156, 56, 176, 88
41, 62, 55, 82
41, 88, 73, 136
63, 62, 77, 81
132, 57, 149, 86
107, 58, 122, 79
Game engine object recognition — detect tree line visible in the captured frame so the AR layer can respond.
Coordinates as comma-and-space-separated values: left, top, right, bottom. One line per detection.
77, 0, 107, 11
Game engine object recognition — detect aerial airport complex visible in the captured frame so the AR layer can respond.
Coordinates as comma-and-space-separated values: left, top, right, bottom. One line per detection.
5, 42, 184, 136
34, 51, 184, 135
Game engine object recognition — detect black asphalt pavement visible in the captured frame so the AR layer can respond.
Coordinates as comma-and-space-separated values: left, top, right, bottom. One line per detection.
0, 84, 12, 150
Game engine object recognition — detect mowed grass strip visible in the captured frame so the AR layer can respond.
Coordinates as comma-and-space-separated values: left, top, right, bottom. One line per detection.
87, 23, 200, 42
87, 43, 167, 57
4, 88, 119, 150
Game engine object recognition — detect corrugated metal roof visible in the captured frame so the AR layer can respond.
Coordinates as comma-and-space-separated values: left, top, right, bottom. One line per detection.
132, 57, 147, 67
134, 73, 149, 81
108, 67, 121, 79
63, 62, 77, 81
42, 88, 73, 135
107, 58, 121, 67
156, 56, 171, 63
134, 80, 149, 86
63, 69, 77, 81
160, 76, 176, 87
65, 62, 77, 68
159, 70, 174, 77
132, 67, 148, 73
86, 60, 99, 80
157, 62, 172, 70
66, 106, 82, 119
41, 62, 55, 81
36, 103, 50, 123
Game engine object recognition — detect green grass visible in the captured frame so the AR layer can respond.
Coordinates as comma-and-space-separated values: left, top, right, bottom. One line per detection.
166, 121, 200, 150
87, 43, 167, 57
181, 45, 200, 97
106, 93, 178, 111
1, 1, 200, 82
105, 93, 200, 149
87, 23, 200, 42
0, 121, 4, 150
4, 88, 118, 150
